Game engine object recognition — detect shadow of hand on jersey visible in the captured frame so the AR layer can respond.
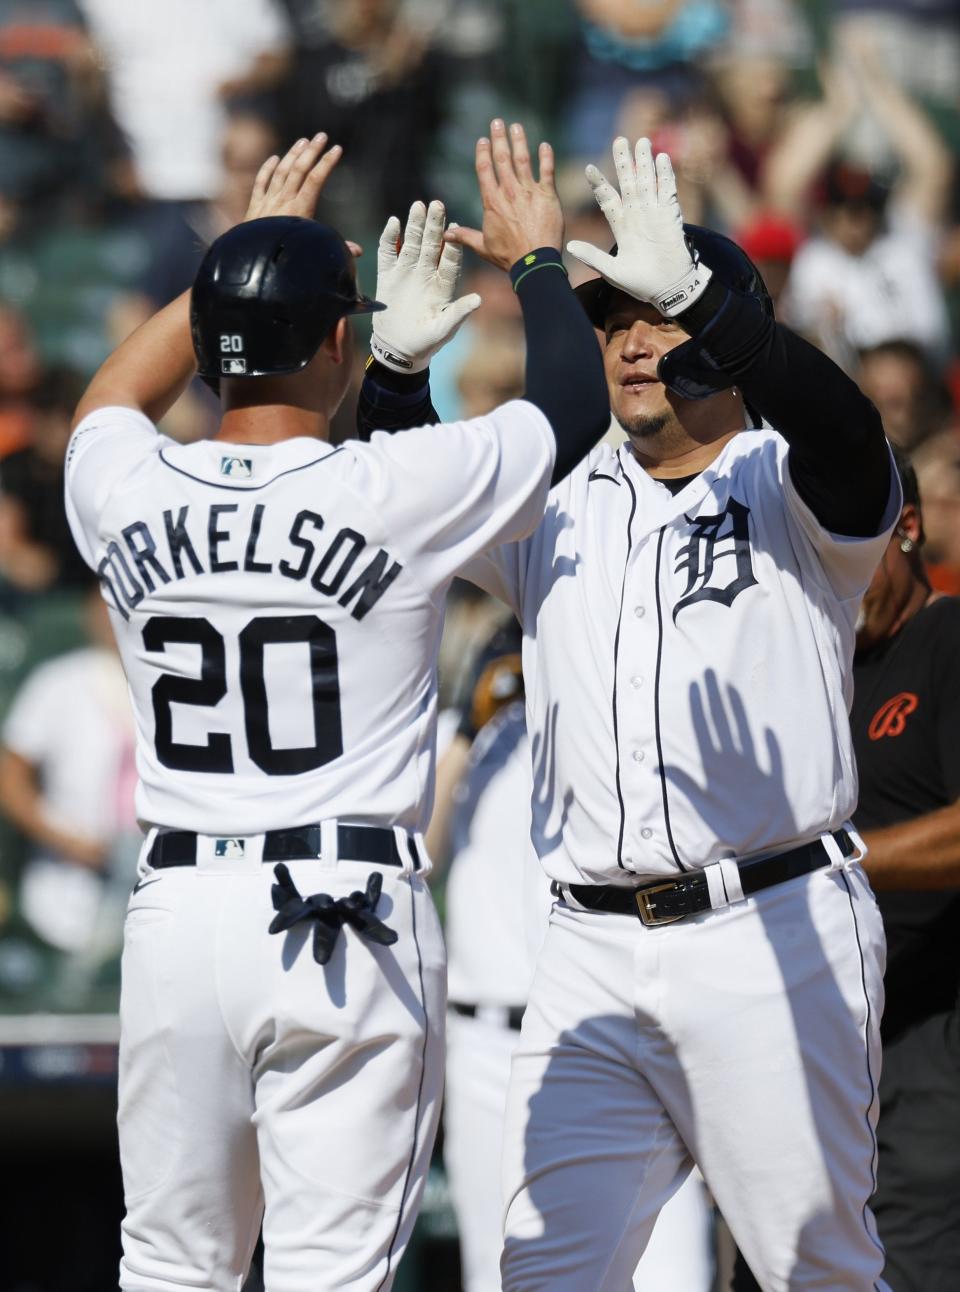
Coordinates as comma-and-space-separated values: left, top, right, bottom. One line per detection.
531, 701, 573, 856
662, 670, 792, 850
660, 670, 877, 1289
539, 500, 580, 600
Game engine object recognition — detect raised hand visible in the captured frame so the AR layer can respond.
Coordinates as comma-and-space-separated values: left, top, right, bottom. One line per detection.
371, 199, 481, 374
444, 119, 563, 271
243, 132, 344, 223
566, 136, 711, 316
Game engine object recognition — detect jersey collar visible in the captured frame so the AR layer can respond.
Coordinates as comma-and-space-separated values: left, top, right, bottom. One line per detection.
159, 436, 341, 491
615, 429, 762, 530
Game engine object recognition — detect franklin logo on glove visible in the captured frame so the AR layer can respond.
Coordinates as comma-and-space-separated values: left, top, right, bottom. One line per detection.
566, 136, 712, 318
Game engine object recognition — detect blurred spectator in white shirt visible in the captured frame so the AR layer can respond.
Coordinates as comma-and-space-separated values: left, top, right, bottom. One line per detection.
783, 159, 951, 369
77, 0, 290, 202
0, 584, 136, 952
773, 34, 952, 370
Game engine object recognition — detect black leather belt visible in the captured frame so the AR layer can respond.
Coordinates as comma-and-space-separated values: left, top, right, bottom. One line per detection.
147, 824, 420, 871
557, 830, 856, 927
451, 1001, 525, 1031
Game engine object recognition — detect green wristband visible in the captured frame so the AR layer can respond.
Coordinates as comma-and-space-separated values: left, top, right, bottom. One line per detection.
510, 249, 567, 293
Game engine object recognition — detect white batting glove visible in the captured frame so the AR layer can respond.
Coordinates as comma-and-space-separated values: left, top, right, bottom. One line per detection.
566, 137, 711, 317
370, 199, 481, 374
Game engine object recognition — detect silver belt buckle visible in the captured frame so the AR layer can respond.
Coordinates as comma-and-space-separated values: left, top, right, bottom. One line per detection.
635, 881, 686, 927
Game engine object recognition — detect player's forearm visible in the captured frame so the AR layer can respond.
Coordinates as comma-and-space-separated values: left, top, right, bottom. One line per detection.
855, 58, 951, 225
356, 360, 440, 439
356, 250, 610, 482
512, 249, 609, 484
861, 803, 960, 890
761, 102, 845, 216
72, 289, 196, 429
670, 280, 890, 535
0, 751, 72, 854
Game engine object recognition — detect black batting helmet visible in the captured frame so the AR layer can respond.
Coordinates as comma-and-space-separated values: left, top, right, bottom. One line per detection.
574, 224, 772, 330
191, 216, 385, 380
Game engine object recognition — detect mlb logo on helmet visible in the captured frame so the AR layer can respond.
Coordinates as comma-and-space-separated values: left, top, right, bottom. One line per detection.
222, 357, 248, 375
214, 838, 246, 858
220, 456, 253, 478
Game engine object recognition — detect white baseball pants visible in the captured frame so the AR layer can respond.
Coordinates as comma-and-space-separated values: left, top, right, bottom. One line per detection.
444, 1009, 714, 1292
117, 844, 445, 1292
501, 862, 889, 1292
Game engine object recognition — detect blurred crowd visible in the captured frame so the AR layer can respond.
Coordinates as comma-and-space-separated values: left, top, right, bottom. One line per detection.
0, 0, 957, 988
0, 0, 958, 1281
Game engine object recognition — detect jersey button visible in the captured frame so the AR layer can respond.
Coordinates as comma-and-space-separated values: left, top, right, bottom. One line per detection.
641, 827, 653, 840
633, 605, 645, 619
630, 675, 643, 690
632, 749, 645, 763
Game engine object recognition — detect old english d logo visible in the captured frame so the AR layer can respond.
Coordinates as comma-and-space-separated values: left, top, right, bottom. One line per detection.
673, 498, 758, 621
868, 692, 918, 740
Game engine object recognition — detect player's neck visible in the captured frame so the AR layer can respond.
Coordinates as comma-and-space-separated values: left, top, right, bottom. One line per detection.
888, 577, 937, 639
215, 404, 332, 446
633, 427, 741, 479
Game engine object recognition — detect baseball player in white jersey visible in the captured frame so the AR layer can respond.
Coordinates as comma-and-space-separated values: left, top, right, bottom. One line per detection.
63, 127, 609, 1291
369, 133, 903, 1289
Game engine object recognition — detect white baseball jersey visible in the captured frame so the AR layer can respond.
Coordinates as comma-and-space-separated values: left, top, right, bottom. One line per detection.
463, 429, 900, 885
446, 703, 550, 1008
64, 402, 555, 836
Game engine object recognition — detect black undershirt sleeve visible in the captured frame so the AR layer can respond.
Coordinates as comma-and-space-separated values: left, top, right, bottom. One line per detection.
510, 249, 609, 484
356, 248, 609, 486
356, 362, 439, 439
665, 279, 892, 536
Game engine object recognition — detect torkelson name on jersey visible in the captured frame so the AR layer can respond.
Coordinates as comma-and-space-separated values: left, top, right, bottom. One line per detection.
96, 503, 402, 622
